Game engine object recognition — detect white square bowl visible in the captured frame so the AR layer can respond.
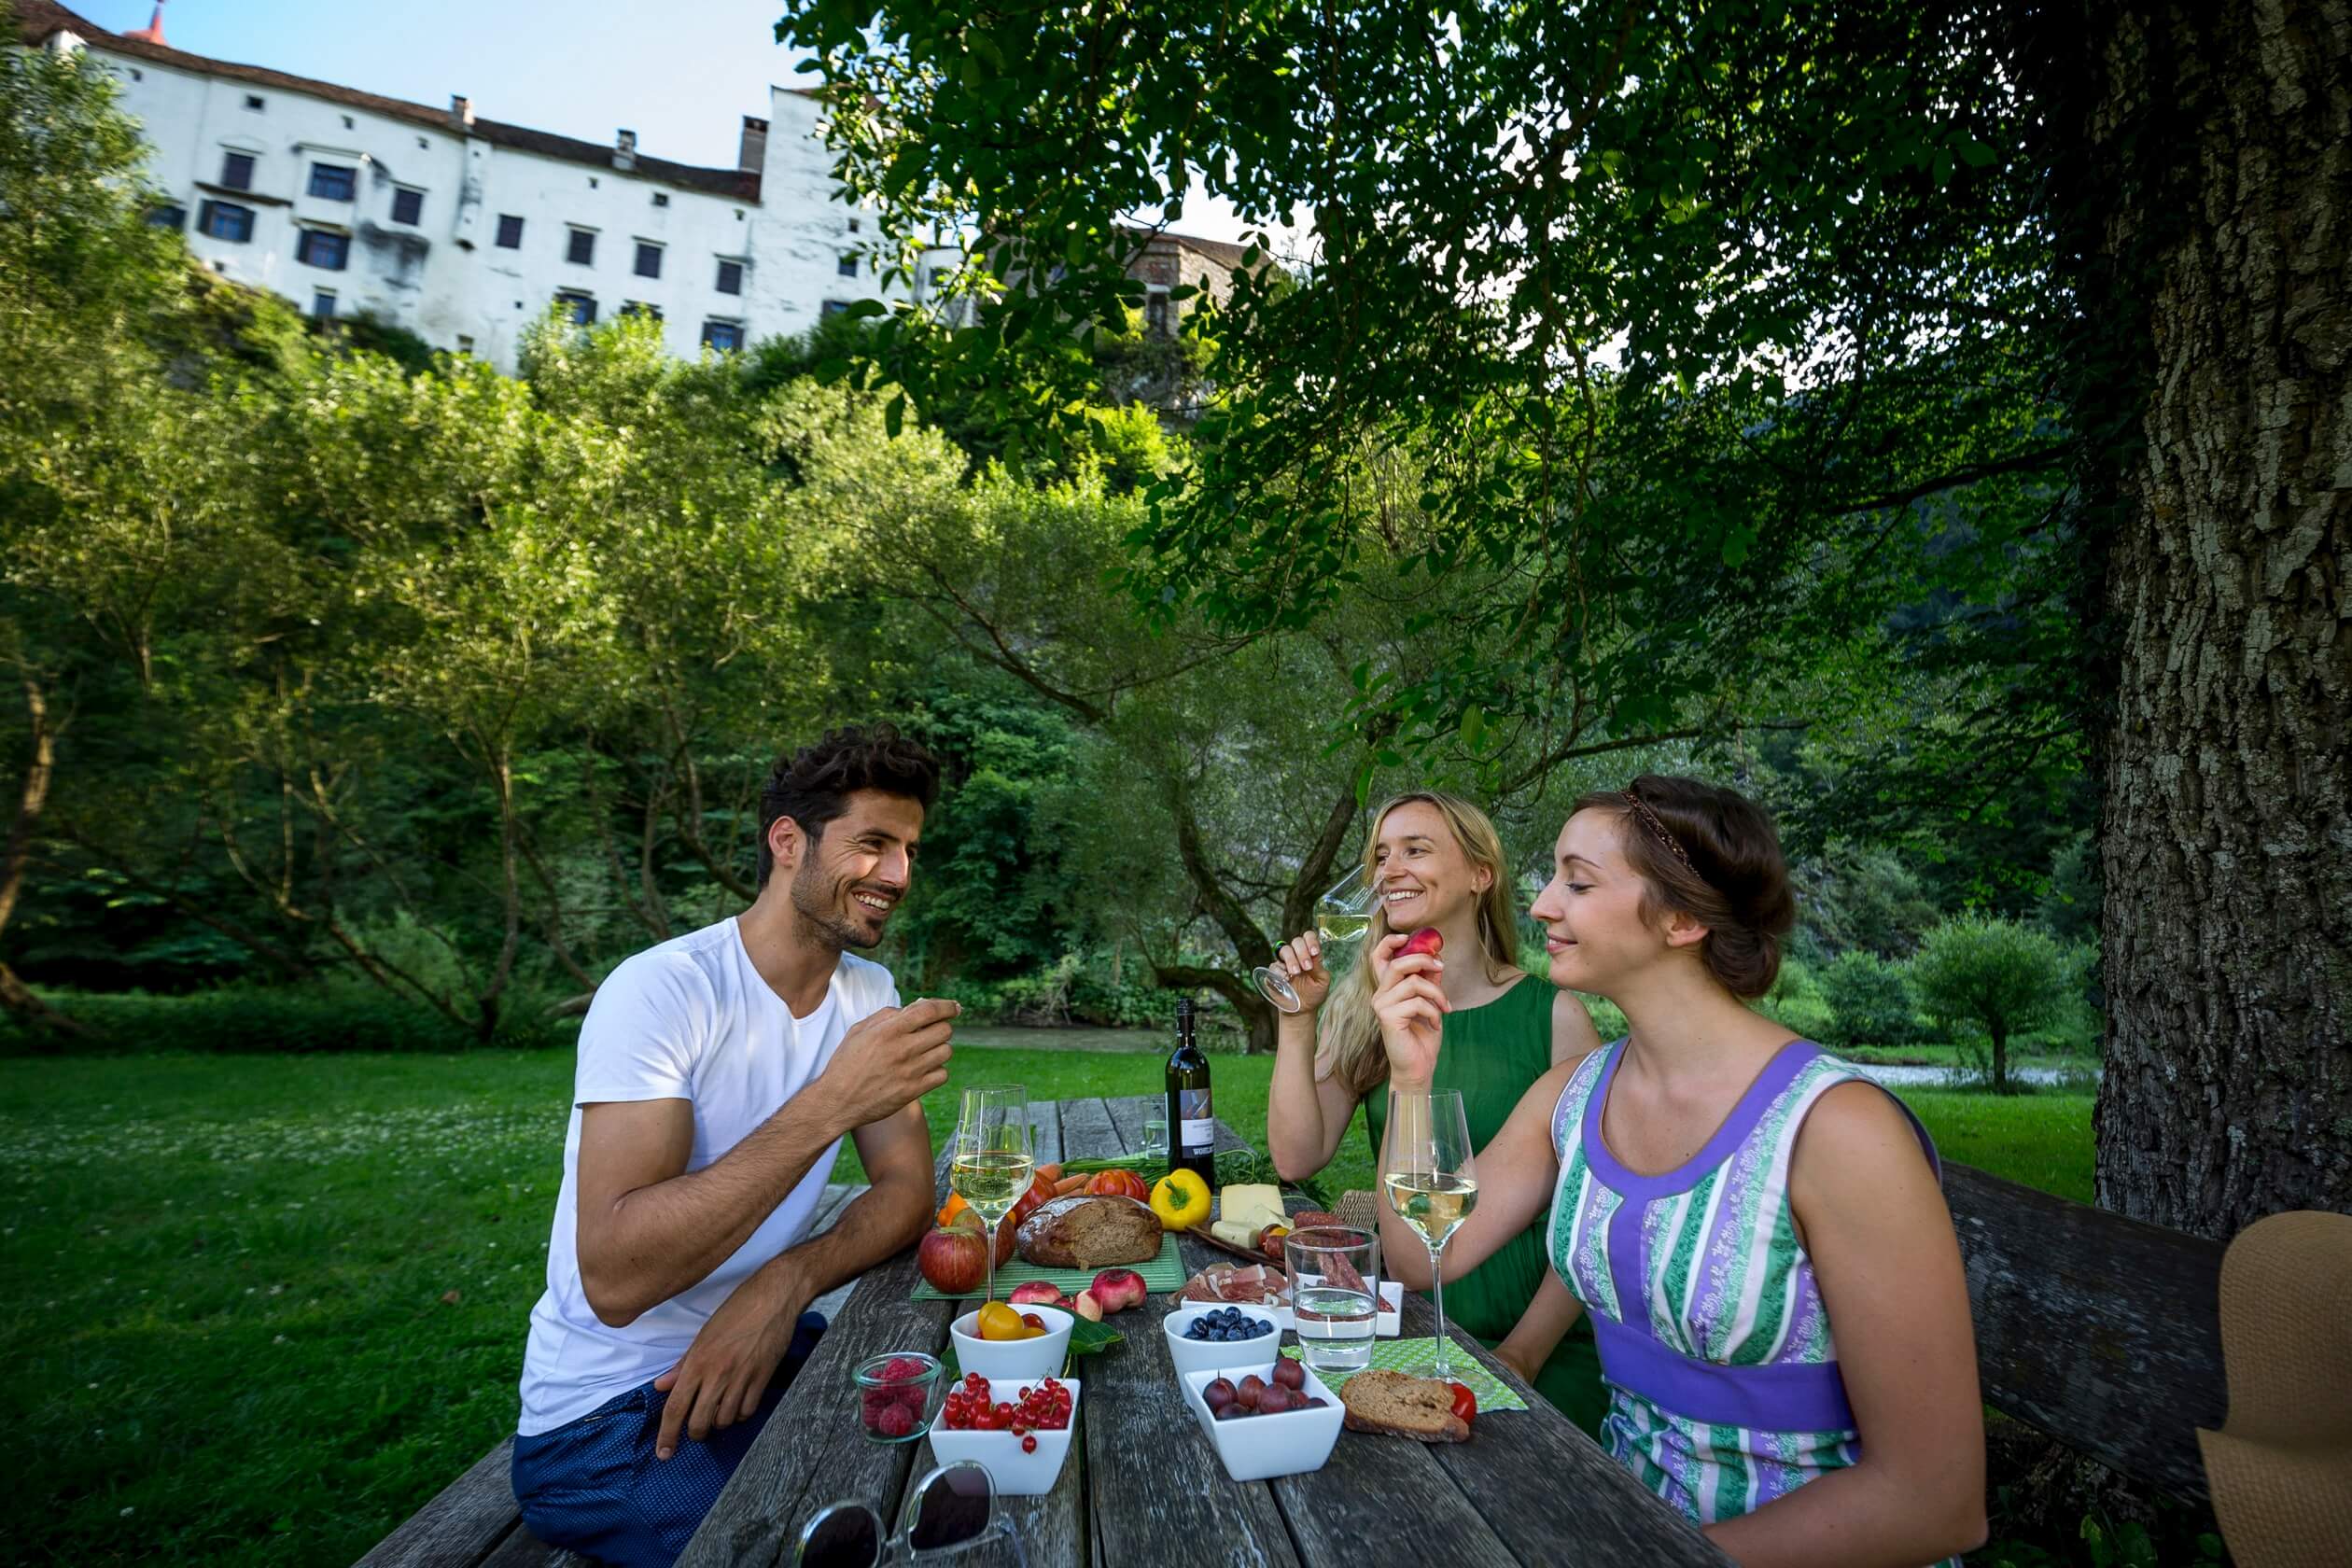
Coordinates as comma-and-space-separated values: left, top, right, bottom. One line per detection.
947, 1304, 1073, 1382
924, 1378, 1081, 1496
1162, 1302, 1287, 1379
1178, 1363, 1345, 1482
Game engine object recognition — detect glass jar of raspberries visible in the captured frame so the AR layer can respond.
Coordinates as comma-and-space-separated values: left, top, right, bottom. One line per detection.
854, 1351, 945, 1443
940, 1372, 1072, 1454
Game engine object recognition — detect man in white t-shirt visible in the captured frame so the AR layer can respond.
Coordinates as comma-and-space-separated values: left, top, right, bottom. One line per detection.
511, 724, 958, 1567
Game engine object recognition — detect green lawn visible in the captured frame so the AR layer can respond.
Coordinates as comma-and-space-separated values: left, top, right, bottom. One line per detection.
4, 1049, 2091, 1566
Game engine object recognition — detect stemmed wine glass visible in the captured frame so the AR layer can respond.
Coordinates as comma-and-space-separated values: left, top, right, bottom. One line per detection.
949, 1085, 1033, 1305
1383, 1088, 1477, 1379
1253, 863, 1379, 1014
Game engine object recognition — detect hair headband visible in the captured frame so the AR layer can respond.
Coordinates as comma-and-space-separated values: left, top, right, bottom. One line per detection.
1622, 786, 1698, 875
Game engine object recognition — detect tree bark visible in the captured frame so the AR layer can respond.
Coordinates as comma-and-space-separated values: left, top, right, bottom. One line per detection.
0, 675, 98, 1041
2044, 0, 2351, 1237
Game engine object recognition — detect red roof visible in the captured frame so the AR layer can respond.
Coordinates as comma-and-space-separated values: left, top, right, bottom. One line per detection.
16, 0, 765, 201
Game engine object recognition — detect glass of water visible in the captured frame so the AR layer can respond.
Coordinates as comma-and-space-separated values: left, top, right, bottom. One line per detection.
1285, 1225, 1379, 1377
1141, 1116, 1169, 1165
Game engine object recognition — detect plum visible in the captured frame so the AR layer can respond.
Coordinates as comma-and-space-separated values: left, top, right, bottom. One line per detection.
1270, 1358, 1306, 1391
1399, 927, 1445, 959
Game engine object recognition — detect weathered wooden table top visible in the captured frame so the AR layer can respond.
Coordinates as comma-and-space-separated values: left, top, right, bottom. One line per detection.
681, 1094, 1729, 1568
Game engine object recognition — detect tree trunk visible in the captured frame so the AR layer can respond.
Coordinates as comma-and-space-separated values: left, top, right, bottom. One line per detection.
0, 674, 97, 1042
2048, 0, 2351, 1237
1990, 1022, 2011, 1098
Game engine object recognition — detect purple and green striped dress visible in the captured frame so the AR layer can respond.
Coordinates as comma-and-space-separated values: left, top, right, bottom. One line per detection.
1546, 1037, 1950, 1554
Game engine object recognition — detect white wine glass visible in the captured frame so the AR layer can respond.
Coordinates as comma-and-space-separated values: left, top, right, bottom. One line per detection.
1383, 1088, 1477, 1379
949, 1085, 1033, 1305
1253, 863, 1379, 1014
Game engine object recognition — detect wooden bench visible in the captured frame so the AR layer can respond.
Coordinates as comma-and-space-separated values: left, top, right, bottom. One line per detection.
362, 1167, 2229, 1563
1942, 1163, 2227, 1503
355, 1182, 870, 1568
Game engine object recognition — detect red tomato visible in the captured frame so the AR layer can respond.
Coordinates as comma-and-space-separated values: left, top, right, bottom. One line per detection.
1085, 1169, 1152, 1202
1448, 1380, 1477, 1427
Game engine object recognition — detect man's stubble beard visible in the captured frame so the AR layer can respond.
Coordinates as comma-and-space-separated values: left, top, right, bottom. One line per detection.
790, 856, 877, 953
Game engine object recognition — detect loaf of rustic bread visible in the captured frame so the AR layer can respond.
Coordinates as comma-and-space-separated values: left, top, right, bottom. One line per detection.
1337, 1369, 1471, 1442
1014, 1194, 1163, 1268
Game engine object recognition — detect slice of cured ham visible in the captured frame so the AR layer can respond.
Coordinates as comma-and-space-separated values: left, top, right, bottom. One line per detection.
1174, 1262, 1291, 1305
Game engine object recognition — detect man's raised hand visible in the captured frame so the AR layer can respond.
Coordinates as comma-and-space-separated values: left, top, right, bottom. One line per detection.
819, 997, 959, 1128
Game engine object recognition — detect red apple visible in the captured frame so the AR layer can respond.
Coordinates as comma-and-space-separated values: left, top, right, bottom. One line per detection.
945, 1206, 1016, 1267
917, 1223, 987, 1295
1399, 927, 1445, 959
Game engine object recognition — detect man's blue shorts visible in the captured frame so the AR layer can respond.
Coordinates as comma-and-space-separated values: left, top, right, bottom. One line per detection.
511, 1311, 827, 1568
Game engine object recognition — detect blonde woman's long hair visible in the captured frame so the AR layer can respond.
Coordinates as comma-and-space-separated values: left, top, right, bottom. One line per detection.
1318, 791, 1521, 1098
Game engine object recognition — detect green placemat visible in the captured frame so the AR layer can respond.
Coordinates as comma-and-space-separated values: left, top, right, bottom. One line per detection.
1280, 1337, 1531, 1412
910, 1231, 1186, 1300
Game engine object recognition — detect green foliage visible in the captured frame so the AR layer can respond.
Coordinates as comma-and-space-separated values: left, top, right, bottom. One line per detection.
1797, 840, 1946, 959
2038, 832, 2102, 947
1820, 950, 1925, 1047
0, 983, 576, 1056
319, 310, 440, 376
1911, 917, 2076, 1091
785, 0, 2073, 870
1757, 957, 1835, 1042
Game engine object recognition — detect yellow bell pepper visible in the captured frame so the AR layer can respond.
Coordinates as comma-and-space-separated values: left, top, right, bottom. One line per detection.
1149, 1168, 1212, 1230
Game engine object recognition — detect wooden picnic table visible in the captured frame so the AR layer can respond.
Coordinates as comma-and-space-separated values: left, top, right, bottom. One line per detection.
679, 1094, 1729, 1568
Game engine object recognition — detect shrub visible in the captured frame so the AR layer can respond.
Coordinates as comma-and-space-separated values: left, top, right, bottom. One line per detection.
1757, 958, 1836, 1041
1909, 917, 2073, 1093
1820, 951, 1924, 1047
0, 983, 578, 1057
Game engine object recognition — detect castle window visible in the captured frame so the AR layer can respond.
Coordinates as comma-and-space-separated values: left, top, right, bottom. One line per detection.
197, 200, 254, 243
567, 228, 596, 266
219, 151, 255, 190
701, 318, 745, 352
297, 229, 350, 271
715, 259, 744, 295
308, 163, 357, 202
634, 242, 664, 279
391, 188, 425, 226
496, 214, 525, 249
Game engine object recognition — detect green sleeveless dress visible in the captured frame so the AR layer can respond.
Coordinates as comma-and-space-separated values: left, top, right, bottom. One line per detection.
1363, 975, 1608, 1435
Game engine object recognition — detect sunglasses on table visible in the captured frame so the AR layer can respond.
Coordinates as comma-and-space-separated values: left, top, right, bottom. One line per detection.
794, 1459, 1029, 1568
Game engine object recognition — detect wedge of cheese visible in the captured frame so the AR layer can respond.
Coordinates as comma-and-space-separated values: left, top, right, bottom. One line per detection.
1210, 1217, 1263, 1251
1219, 1183, 1285, 1232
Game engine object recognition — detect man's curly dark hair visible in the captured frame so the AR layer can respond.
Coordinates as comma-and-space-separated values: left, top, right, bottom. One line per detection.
756, 724, 941, 889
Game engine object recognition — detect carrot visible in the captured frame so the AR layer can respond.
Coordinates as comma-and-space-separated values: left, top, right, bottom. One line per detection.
1036, 1162, 1063, 1183
1055, 1173, 1089, 1196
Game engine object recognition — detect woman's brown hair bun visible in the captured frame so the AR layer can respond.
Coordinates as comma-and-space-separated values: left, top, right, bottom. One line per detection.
1572, 774, 1797, 998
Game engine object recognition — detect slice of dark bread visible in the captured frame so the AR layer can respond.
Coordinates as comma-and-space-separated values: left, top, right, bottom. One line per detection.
1337, 1369, 1471, 1443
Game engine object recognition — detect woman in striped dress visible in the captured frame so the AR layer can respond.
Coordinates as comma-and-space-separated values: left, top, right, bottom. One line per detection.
1371, 777, 1985, 1567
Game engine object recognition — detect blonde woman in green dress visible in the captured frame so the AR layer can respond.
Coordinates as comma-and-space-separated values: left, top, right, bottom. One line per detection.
1264, 791, 1609, 1434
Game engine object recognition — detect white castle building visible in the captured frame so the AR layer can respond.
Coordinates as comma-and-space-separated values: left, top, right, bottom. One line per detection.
18, 0, 905, 371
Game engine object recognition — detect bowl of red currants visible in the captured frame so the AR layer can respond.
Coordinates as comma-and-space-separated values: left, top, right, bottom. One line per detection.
854, 1351, 945, 1444
923, 1371, 1081, 1494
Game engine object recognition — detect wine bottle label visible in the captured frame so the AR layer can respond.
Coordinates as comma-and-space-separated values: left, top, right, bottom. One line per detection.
1177, 1087, 1213, 1151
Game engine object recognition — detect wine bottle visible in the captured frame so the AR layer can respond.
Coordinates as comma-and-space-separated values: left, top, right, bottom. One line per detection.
1165, 996, 1215, 1184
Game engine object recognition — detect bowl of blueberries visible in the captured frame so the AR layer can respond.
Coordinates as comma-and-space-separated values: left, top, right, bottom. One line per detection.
1164, 1301, 1284, 1377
